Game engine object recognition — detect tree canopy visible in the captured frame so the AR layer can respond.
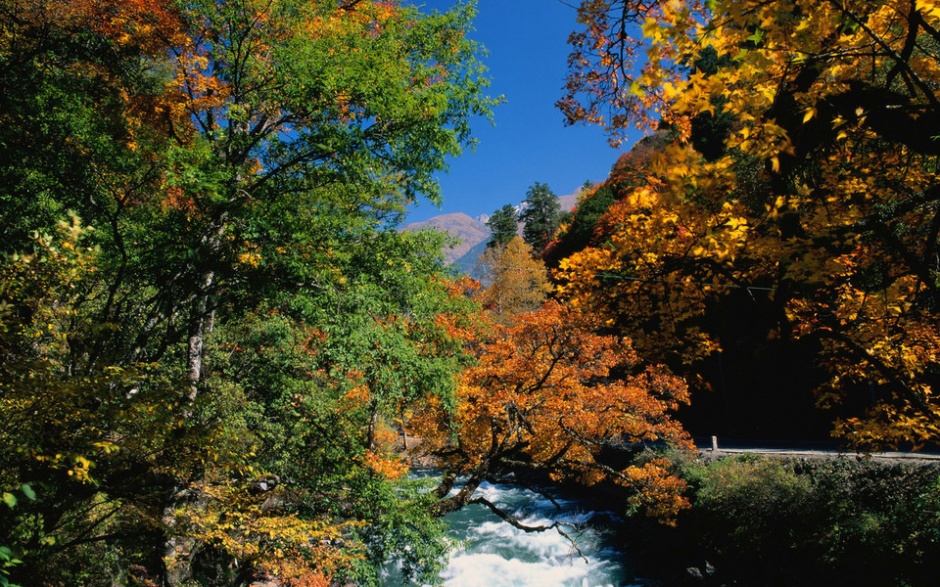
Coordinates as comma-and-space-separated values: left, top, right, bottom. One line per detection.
519, 181, 561, 253
412, 300, 693, 524
0, 0, 495, 584
484, 203, 519, 248
476, 236, 552, 319
556, 0, 940, 447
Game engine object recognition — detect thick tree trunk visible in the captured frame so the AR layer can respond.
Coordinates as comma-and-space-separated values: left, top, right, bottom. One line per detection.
430, 472, 484, 516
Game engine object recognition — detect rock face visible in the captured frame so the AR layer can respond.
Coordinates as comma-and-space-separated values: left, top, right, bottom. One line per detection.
403, 212, 491, 265
557, 192, 579, 213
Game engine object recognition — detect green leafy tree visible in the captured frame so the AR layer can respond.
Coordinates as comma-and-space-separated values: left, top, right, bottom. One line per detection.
544, 185, 615, 267
0, 0, 494, 584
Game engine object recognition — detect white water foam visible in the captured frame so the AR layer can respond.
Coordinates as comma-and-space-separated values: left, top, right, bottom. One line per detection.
441, 552, 599, 586
436, 481, 628, 587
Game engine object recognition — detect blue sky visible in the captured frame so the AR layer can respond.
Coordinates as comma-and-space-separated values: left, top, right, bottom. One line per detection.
404, 0, 634, 224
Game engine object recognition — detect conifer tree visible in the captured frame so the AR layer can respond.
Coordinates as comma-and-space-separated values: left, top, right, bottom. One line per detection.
519, 182, 560, 253
485, 204, 519, 248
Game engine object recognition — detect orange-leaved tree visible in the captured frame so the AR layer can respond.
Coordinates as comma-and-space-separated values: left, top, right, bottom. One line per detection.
413, 300, 694, 524
476, 236, 553, 320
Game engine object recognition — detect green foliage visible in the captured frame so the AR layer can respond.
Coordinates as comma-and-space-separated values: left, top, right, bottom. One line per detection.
0, 485, 34, 587
671, 456, 940, 587
0, 0, 493, 583
485, 204, 519, 249
683, 456, 814, 562
519, 182, 560, 253
352, 476, 451, 586
544, 185, 615, 266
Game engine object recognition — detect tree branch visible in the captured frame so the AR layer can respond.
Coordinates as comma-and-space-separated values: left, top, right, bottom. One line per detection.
468, 496, 588, 562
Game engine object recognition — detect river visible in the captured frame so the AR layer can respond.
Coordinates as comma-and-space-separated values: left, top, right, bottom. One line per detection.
387, 476, 635, 586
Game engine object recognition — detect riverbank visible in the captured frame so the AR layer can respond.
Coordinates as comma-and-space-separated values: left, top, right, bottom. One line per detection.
613, 452, 940, 587
399, 437, 940, 587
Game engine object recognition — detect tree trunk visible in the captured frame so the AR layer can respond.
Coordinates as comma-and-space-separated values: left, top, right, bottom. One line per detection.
161, 488, 198, 587
430, 472, 484, 516
186, 272, 215, 401
367, 402, 379, 452
168, 270, 215, 584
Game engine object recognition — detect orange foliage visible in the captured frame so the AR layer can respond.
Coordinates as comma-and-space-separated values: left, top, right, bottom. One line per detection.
415, 300, 694, 521
623, 458, 691, 522
364, 450, 409, 480
4, 0, 184, 54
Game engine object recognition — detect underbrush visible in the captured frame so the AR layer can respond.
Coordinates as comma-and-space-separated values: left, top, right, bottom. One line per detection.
625, 452, 940, 587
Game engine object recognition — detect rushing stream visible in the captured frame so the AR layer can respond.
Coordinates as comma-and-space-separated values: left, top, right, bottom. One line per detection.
388, 476, 634, 586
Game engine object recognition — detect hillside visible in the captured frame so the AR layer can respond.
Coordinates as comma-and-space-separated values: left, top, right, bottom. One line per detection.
557, 192, 578, 212
403, 212, 491, 265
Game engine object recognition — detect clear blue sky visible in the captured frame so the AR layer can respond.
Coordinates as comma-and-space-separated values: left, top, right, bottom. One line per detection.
404, 0, 634, 224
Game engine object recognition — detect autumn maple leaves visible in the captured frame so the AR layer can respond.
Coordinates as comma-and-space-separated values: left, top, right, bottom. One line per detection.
413, 282, 694, 521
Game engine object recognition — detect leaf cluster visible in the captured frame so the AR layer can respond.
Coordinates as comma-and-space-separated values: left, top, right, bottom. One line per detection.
557, 0, 940, 446
668, 455, 940, 587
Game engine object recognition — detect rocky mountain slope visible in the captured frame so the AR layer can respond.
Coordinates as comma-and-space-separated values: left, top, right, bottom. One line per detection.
403, 212, 491, 265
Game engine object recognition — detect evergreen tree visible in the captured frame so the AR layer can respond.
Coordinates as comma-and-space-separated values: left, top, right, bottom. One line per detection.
519, 182, 561, 253
485, 204, 518, 248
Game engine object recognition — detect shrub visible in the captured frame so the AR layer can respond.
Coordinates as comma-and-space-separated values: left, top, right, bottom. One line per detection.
652, 455, 940, 587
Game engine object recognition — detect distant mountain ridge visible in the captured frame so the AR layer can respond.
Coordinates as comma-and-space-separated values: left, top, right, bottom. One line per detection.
403, 212, 491, 266
403, 190, 582, 270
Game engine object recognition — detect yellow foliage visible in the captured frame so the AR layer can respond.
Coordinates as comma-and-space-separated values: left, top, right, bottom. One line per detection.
175, 480, 364, 583
560, 0, 940, 446
476, 237, 552, 319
